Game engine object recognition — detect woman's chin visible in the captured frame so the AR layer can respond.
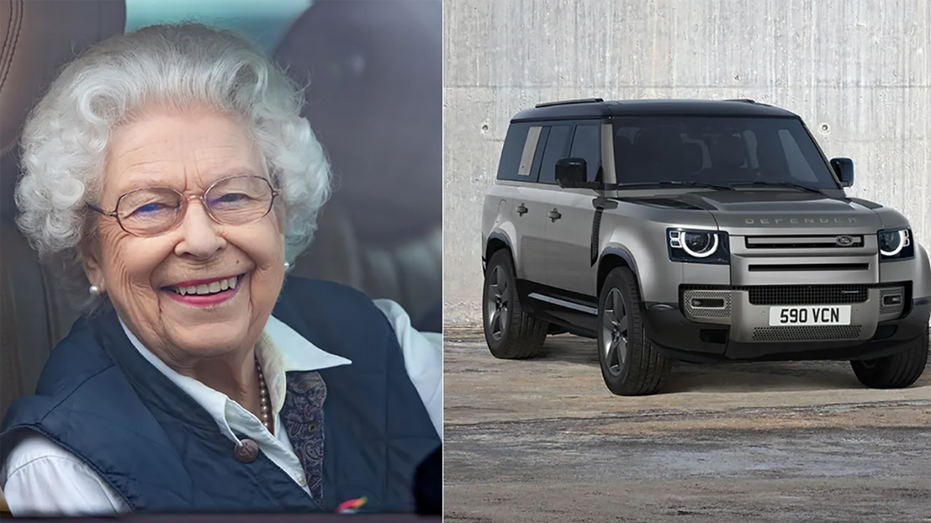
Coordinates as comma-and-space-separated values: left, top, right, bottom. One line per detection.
167, 329, 252, 360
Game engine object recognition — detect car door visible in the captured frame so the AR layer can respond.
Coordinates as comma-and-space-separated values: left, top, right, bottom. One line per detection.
506, 125, 550, 284
544, 122, 603, 297
513, 123, 572, 290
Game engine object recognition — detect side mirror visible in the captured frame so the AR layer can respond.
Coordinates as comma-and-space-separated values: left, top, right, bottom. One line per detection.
555, 157, 588, 188
830, 157, 854, 188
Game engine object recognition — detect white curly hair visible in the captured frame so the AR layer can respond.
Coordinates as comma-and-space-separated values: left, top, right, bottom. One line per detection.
14, 23, 331, 312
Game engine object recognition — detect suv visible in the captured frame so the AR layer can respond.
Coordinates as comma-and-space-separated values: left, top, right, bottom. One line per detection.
480, 98, 931, 396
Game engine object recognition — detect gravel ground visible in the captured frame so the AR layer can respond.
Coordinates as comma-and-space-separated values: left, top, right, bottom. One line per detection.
443, 326, 931, 523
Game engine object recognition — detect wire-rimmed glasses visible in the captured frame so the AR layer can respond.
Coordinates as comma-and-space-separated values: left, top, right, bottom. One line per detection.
86, 175, 280, 237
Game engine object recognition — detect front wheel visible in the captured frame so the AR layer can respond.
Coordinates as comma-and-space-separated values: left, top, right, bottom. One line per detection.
851, 327, 929, 389
597, 267, 672, 396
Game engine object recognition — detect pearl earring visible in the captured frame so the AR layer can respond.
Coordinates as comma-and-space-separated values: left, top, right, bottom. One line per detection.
89, 284, 101, 296
284, 261, 291, 270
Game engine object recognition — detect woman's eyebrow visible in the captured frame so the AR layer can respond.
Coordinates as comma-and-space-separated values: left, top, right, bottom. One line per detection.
116, 167, 265, 192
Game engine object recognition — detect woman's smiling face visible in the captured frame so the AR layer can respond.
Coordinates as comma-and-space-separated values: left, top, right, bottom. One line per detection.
82, 109, 286, 365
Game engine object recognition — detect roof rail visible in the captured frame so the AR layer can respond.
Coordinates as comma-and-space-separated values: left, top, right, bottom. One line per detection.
535, 97, 604, 108
723, 98, 757, 104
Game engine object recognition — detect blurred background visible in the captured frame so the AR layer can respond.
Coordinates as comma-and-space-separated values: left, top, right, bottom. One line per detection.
443, 0, 931, 324
0, 0, 442, 425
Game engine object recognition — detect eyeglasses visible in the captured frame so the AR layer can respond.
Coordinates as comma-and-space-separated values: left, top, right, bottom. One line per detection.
87, 175, 280, 237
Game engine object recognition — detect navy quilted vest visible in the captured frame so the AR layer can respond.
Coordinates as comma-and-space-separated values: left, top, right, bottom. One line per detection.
1, 278, 441, 513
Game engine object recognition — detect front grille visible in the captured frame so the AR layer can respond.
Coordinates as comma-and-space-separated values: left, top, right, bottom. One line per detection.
752, 325, 863, 342
747, 285, 869, 305
745, 235, 864, 249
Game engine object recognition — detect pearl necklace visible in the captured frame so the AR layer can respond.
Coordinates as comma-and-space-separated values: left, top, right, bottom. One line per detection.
256, 356, 271, 431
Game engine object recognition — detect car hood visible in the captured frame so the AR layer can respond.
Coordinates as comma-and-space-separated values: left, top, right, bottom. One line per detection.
624, 190, 884, 234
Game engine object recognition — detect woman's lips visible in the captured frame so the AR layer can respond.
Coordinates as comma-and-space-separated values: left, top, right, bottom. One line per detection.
164, 273, 246, 307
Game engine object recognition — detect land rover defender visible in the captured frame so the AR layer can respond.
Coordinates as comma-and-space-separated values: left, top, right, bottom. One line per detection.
480, 98, 931, 396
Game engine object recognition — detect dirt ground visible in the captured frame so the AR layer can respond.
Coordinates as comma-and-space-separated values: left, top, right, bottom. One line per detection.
443, 326, 931, 523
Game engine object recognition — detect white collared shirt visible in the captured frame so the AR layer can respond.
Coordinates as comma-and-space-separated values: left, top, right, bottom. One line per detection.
0, 299, 441, 516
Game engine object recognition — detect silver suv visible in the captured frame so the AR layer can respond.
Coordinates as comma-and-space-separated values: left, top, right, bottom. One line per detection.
480, 98, 931, 396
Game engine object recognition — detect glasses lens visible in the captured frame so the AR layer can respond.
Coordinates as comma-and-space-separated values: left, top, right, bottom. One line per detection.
117, 188, 183, 236
205, 176, 274, 225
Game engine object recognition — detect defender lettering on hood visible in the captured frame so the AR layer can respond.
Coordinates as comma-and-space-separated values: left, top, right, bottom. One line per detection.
743, 217, 859, 225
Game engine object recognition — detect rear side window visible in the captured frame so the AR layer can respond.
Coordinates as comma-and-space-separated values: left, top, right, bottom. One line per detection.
538, 125, 573, 184
496, 124, 530, 180
569, 124, 602, 182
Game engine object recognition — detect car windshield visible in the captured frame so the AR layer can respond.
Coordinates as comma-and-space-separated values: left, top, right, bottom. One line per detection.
612, 116, 839, 190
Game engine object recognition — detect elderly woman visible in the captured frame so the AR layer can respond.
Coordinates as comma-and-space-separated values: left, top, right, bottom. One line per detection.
0, 23, 441, 515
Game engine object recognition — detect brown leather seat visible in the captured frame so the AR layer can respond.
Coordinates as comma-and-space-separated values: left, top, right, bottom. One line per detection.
275, 0, 443, 330
0, 1, 126, 510
0, 0, 126, 419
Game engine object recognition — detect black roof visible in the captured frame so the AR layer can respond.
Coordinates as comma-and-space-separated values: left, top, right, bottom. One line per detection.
511, 98, 799, 122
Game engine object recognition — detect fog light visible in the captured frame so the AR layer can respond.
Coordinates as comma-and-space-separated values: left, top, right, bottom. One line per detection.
882, 294, 903, 306
691, 298, 725, 308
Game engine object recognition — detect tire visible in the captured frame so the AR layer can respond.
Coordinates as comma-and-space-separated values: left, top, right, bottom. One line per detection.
851, 326, 929, 389
482, 250, 548, 359
597, 267, 672, 396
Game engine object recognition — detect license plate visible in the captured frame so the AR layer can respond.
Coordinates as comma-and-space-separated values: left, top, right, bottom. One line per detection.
768, 305, 851, 326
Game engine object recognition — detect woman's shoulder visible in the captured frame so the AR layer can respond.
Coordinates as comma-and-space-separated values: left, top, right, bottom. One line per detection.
1, 432, 128, 516
33, 315, 118, 396
274, 277, 409, 360
276, 277, 389, 325
3, 432, 87, 477
278, 276, 374, 305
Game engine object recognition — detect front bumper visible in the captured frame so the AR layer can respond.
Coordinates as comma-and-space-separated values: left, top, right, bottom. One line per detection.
641, 286, 930, 362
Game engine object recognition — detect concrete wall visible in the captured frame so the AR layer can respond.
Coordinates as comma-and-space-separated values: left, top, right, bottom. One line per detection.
443, 0, 931, 323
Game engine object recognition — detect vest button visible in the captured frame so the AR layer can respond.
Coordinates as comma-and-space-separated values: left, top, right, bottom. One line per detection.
235, 439, 259, 463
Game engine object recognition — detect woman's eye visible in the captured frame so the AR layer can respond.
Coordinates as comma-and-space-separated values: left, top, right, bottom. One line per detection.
128, 202, 176, 219
135, 203, 166, 214
211, 193, 253, 207
217, 193, 247, 203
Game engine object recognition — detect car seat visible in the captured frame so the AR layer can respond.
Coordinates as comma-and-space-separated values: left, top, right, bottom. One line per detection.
273, 0, 443, 332
0, 0, 127, 509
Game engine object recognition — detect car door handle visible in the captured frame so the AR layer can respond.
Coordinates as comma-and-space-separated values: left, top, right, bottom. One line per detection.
516, 204, 528, 216
548, 209, 562, 222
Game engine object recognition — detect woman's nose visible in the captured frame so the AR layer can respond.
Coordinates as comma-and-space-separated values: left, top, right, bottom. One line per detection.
174, 198, 226, 259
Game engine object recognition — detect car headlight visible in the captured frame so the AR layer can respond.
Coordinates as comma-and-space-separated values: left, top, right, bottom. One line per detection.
667, 229, 729, 264
878, 228, 915, 261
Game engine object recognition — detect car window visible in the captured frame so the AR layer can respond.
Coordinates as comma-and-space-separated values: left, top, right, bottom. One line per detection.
777, 129, 819, 182
568, 124, 602, 183
538, 125, 573, 184
496, 123, 530, 181
125, 0, 312, 52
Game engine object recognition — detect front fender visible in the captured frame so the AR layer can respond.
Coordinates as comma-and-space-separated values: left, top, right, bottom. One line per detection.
914, 243, 931, 298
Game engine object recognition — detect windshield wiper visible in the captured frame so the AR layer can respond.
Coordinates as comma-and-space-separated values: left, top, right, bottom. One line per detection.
726, 181, 824, 194
613, 180, 734, 191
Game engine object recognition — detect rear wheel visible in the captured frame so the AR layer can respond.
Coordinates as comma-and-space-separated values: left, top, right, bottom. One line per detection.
597, 267, 672, 395
482, 250, 548, 359
851, 327, 929, 388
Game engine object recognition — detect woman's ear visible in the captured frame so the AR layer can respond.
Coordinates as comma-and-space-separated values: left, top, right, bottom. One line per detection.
78, 238, 106, 293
